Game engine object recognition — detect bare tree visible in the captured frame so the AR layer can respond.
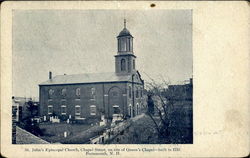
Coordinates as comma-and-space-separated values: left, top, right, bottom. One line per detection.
144, 74, 193, 143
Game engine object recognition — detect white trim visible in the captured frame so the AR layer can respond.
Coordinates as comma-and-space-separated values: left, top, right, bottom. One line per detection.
104, 94, 108, 97
61, 105, 66, 115
48, 105, 53, 114
90, 105, 96, 116
75, 105, 81, 115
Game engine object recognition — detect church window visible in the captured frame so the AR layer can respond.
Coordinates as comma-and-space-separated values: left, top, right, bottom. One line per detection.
90, 87, 96, 99
130, 38, 133, 51
133, 60, 135, 69
61, 105, 66, 115
128, 60, 131, 72
121, 59, 126, 71
75, 105, 81, 116
48, 89, 54, 99
128, 104, 132, 116
113, 105, 120, 114
127, 38, 130, 51
112, 91, 118, 97
76, 88, 81, 97
136, 88, 139, 98
90, 105, 96, 116
121, 38, 126, 51
62, 88, 67, 98
118, 39, 121, 51
136, 103, 139, 115
48, 105, 53, 115
128, 86, 132, 98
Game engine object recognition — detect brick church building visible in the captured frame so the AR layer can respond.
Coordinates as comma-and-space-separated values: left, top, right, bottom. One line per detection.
39, 20, 144, 122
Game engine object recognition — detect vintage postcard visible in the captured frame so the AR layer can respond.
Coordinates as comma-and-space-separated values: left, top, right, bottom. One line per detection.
1, 1, 249, 158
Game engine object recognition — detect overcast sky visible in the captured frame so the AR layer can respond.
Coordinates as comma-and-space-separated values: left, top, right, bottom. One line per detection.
13, 10, 192, 98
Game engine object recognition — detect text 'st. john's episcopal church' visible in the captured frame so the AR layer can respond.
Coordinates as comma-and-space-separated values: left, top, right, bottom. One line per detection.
39, 20, 144, 122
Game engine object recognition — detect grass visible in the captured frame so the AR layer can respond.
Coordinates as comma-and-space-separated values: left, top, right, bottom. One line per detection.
39, 122, 97, 143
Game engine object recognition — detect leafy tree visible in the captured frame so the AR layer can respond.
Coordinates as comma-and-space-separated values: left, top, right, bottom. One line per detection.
19, 100, 44, 136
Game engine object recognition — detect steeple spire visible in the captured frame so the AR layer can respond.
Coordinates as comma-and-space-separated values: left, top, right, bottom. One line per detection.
124, 19, 126, 28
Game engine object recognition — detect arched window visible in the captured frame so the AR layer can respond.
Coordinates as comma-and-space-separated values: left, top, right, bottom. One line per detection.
136, 88, 139, 98
62, 88, 66, 98
122, 38, 126, 51
90, 87, 96, 99
48, 89, 54, 99
128, 60, 131, 72
136, 103, 139, 115
121, 59, 126, 71
76, 88, 81, 97
128, 104, 132, 117
128, 86, 132, 98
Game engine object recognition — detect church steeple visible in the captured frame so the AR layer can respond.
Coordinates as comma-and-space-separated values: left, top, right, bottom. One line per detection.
115, 20, 136, 75
117, 19, 133, 54
124, 19, 126, 28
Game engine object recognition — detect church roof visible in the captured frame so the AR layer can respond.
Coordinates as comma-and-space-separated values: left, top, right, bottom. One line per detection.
39, 72, 134, 86
117, 28, 133, 38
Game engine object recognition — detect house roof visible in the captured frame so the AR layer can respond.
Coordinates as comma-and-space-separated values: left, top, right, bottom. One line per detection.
15, 126, 49, 144
39, 72, 137, 86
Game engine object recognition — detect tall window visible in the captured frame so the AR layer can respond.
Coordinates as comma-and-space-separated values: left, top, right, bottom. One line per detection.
128, 60, 131, 72
130, 38, 133, 52
136, 103, 139, 115
136, 88, 139, 98
121, 59, 126, 71
128, 86, 132, 98
128, 104, 132, 116
90, 105, 96, 116
62, 88, 67, 98
118, 39, 121, 51
48, 89, 54, 99
112, 91, 118, 97
127, 38, 130, 51
90, 87, 95, 99
48, 105, 53, 114
133, 59, 135, 69
122, 38, 126, 51
76, 88, 81, 97
61, 105, 66, 115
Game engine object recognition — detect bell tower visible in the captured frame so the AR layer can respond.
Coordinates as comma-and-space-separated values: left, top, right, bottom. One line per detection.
115, 19, 137, 75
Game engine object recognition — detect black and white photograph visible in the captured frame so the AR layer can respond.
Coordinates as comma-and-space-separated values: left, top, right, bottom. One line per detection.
1, 1, 249, 158
11, 9, 193, 145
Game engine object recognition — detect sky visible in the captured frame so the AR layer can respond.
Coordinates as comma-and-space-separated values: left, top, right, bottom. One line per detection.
13, 10, 192, 98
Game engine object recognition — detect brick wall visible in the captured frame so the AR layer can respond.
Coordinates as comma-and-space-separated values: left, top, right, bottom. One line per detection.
39, 82, 144, 121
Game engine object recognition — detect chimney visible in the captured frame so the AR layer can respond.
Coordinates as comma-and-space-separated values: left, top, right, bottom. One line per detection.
49, 71, 52, 80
